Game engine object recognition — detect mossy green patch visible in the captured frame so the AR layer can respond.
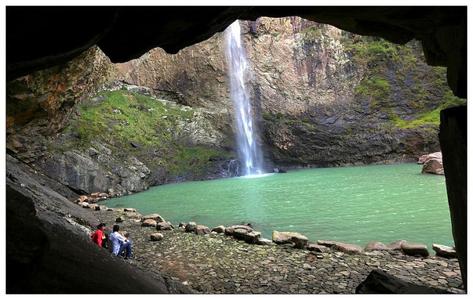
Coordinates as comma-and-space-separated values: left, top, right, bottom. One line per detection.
61, 89, 233, 179
391, 90, 466, 129
72, 90, 193, 148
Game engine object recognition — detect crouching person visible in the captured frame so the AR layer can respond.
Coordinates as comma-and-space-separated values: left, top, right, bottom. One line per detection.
110, 224, 132, 259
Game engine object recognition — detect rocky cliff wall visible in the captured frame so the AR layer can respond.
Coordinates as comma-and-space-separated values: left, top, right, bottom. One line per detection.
116, 16, 465, 168
6, 17, 465, 195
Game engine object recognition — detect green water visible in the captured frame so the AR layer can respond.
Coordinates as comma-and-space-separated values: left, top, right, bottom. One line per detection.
103, 163, 453, 248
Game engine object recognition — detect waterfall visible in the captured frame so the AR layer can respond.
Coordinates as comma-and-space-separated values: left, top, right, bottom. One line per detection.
225, 20, 264, 176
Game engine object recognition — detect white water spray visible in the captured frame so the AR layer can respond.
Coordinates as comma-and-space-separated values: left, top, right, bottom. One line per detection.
225, 20, 264, 176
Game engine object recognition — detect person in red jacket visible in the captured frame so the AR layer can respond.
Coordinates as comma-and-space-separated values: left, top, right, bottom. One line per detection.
91, 223, 106, 248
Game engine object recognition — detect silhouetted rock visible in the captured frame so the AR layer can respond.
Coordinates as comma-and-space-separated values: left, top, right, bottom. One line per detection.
356, 269, 449, 294
432, 244, 457, 258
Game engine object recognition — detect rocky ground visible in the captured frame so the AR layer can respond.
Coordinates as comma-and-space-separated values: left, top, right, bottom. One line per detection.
92, 207, 464, 294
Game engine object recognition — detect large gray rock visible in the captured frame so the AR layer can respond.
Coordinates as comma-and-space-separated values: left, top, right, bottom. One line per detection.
194, 225, 211, 235
256, 238, 273, 246
272, 231, 308, 249
418, 152, 442, 164
141, 213, 165, 223
233, 229, 261, 244
225, 225, 253, 236
422, 158, 444, 175
401, 242, 429, 257
141, 219, 158, 227
432, 243, 457, 258
156, 221, 173, 231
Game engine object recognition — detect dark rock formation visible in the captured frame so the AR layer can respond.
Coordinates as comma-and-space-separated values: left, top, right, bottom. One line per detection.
439, 106, 467, 290
6, 154, 191, 293
6, 7, 466, 98
401, 242, 430, 257
432, 244, 457, 259
356, 270, 450, 294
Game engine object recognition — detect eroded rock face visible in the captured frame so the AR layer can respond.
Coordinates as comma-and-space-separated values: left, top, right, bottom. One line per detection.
117, 17, 464, 168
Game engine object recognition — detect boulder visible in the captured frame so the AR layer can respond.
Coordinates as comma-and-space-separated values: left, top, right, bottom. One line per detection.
185, 222, 197, 233
333, 242, 363, 254
211, 225, 225, 234
272, 231, 308, 249
106, 208, 114, 211
256, 238, 273, 246
124, 208, 137, 212
141, 219, 158, 227
80, 202, 90, 208
78, 195, 88, 203
125, 211, 142, 219
156, 221, 173, 230
365, 241, 389, 251
150, 233, 164, 241
194, 225, 211, 235
307, 243, 329, 253
233, 228, 261, 244
115, 216, 125, 223
316, 240, 338, 247
422, 158, 444, 175
432, 244, 457, 258
225, 225, 253, 236
356, 269, 448, 294
418, 152, 442, 164
401, 242, 429, 257
386, 240, 407, 251
141, 214, 165, 223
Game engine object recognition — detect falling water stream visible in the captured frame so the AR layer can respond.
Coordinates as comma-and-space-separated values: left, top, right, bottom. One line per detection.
225, 20, 264, 176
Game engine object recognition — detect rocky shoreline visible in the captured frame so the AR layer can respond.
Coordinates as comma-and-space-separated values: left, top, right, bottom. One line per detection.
84, 204, 464, 294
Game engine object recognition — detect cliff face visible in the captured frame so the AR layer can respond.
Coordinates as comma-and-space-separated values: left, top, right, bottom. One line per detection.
117, 16, 464, 168
6, 17, 465, 195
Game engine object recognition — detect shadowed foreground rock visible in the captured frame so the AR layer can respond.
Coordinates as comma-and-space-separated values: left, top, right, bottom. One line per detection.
6, 155, 192, 294
356, 270, 450, 294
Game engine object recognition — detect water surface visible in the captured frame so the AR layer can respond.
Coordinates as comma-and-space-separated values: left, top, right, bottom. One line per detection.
104, 164, 453, 249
